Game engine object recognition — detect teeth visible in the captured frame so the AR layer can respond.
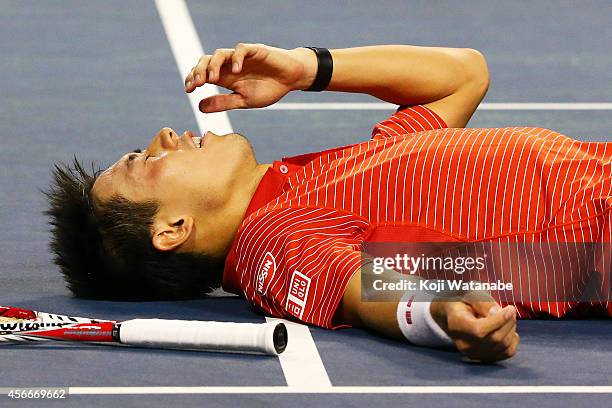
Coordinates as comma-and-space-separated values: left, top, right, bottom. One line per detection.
192, 136, 202, 148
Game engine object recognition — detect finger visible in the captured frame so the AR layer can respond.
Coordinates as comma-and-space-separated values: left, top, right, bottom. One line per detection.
231, 43, 248, 73
231, 43, 262, 73
451, 304, 511, 341
473, 300, 502, 318
185, 56, 210, 92
457, 318, 518, 363
207, 49, 233, 83
464, 338, 515, 363
494, 332, 520, 361
185, 67, 196, 93
193, 56, 209, 87
474, 305, 515, 338
505, 332, 520, 357
446, 301, 483, 338
446, 301, 508, 340
488, 318, 517, 350
456, 319, 516, 360
463, 290, 499, 317
199, 93, 247, 113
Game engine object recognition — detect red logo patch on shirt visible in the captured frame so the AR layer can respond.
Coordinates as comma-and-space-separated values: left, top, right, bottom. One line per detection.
286, 271, 311, 319
256, 252, 276, 296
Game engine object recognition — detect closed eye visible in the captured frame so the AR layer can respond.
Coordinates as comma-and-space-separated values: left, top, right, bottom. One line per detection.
127, 148, 142, 162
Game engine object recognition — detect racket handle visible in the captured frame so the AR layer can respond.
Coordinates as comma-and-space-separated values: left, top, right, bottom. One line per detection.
117, 319, 288, 355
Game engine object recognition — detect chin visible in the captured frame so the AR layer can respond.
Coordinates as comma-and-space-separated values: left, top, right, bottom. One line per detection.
231, 133, 257, 161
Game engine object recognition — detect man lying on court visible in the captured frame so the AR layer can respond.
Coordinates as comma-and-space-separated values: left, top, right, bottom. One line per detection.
47, 43, 611, 363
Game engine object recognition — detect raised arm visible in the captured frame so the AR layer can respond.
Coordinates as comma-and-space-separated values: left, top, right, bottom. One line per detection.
185, 43, 489, 127
297, 45, 489, 127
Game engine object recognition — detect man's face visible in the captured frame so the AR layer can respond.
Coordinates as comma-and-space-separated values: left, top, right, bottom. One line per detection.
92, 127, 258, 215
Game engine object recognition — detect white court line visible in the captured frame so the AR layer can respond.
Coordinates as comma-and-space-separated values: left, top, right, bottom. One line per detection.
266, 318, 332, 388
154, 0, 231, 134
154, 0, 331, 389
261, 102, 612, 111
67, 386, 612, 395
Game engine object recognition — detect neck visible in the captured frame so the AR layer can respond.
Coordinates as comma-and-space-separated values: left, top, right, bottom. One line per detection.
194, 163, 272, 258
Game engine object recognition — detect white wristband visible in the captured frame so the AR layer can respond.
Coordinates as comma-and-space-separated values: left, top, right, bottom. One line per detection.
396, 290, 454, 348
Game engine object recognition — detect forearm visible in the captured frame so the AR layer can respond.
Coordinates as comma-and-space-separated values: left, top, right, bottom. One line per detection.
187, 43, 488, 125
343, 292, 451, 343
337, 266, 520, 362
292, 45, 488, 106
337, 263, 440, 342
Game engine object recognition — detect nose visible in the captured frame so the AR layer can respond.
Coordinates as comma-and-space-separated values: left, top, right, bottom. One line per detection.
146, 127, 178, 154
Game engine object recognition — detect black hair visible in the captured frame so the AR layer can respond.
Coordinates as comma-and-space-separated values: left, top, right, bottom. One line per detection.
45, 158, 224, 300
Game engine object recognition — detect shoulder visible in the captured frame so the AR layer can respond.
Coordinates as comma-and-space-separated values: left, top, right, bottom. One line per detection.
225, 206, 372, 327
371, 105, 447, 140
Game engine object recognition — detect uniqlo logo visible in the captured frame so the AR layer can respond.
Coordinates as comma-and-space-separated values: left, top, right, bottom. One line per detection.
286, 299, 304, 317
286, 271, 311, 319
289, 273, 309, 301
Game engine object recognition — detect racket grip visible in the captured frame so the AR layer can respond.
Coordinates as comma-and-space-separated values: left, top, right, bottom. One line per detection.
117, 319, 287, 355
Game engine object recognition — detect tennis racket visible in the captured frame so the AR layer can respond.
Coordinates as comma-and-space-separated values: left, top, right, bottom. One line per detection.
0, 305, 287, 355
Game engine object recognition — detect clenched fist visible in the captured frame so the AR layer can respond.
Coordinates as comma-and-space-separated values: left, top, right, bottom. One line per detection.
431, 292, 520, 363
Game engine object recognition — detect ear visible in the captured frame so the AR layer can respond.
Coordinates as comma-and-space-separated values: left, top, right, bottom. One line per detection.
151, 216, 195, 252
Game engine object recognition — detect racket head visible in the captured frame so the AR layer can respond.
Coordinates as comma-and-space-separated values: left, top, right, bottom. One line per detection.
0, 306, 116, 343
0, 306, 37, 322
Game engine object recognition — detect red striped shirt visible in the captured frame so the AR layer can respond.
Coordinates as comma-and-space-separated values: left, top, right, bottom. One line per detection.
223, 105, 612, 328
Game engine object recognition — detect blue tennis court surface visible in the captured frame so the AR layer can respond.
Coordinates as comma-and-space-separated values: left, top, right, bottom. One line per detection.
0, 0, 610, 407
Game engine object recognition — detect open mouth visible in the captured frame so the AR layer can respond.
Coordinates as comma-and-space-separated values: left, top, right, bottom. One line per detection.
191, 136, 202, 148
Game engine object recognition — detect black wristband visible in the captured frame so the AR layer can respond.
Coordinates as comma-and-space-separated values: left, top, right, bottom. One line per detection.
303, 47, 333, 92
